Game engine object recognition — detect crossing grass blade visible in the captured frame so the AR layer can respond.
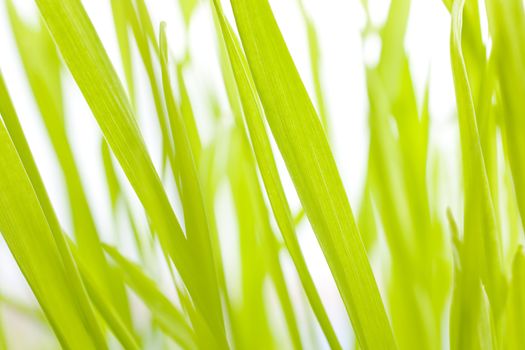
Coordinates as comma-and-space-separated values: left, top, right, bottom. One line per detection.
225, 0, 396, 348
31, 1, 227, 346
104, 245, 197, 349
212, 4, 341, 348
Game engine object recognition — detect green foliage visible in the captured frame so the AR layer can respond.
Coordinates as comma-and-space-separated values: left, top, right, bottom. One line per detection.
0, 0, 524, 349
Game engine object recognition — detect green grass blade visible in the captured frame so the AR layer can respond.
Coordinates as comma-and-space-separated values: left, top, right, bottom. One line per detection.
225, 0, 396, 348
159, 23, 227, 347
212, 5, 341, 348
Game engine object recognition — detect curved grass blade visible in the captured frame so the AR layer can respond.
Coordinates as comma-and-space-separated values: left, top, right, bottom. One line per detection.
225, 0, 396, 348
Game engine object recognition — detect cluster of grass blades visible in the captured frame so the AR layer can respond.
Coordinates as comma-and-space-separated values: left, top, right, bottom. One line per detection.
0, 0, 524, 348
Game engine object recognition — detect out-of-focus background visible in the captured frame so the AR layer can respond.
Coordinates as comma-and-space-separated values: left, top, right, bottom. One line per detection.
0, 0, 457, 348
